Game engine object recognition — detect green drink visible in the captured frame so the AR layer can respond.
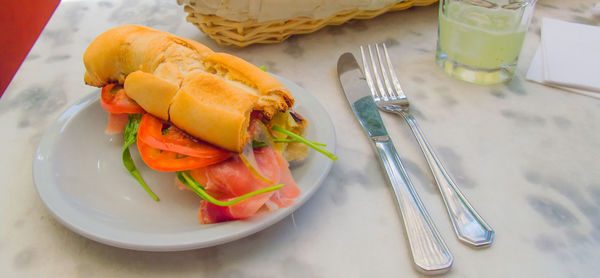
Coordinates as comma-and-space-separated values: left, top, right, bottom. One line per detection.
436, 0, 536, 84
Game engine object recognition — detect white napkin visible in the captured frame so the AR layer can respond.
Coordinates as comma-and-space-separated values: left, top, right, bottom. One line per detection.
526, 17, 600, 98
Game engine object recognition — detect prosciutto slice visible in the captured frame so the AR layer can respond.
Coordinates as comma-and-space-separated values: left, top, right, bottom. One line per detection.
104, 113, 128, 134
265, 151, 300, 208
186, 146, 300, 224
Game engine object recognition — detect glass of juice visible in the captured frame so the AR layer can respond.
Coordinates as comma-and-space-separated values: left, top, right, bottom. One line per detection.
436, 0, 537, 85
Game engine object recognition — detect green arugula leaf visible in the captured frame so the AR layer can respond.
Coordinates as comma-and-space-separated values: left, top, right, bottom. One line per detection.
123, 114, 159, 201
252, 140, 268, 148
271, 125, 337, 161
176, 171, 283, 207
252, 139, 326, 149
273, 138, 326, 146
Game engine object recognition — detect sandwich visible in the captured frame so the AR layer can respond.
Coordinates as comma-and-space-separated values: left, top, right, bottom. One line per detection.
83, 25, 336, 223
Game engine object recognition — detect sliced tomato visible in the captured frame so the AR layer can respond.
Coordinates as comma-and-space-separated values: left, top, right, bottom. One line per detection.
137, 113, 233, 159
100, 84, 145, 114
137, 139, 233, 172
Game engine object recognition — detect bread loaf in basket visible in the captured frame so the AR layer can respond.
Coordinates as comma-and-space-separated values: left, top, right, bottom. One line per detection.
177, 0, 438, 47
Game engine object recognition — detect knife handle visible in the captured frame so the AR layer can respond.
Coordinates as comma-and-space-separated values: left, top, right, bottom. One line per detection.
374, 139, 453, 274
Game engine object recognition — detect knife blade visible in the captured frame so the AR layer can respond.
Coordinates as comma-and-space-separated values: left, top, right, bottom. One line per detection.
337, 52, 453, 274
337, 54, 388, 139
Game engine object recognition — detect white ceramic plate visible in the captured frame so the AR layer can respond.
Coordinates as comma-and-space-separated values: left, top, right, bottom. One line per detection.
33, 76, 335, 251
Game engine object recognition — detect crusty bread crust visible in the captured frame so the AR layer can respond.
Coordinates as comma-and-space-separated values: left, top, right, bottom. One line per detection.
123, 71, 179, 120
83, 25, 294, 152
170, 72, 258, 152
203, 53, 294, 119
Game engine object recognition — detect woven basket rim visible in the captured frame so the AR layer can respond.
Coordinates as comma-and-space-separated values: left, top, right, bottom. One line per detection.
180, 0, 438, 46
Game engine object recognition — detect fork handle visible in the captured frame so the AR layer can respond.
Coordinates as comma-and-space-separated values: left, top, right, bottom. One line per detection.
400, 112, 494, 247
374, 139, 453, 274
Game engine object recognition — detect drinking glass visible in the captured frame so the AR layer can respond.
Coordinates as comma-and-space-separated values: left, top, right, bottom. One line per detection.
436, 0, 537, 85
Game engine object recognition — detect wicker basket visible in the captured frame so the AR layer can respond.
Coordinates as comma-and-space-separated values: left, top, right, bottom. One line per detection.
177, 0, 438, 47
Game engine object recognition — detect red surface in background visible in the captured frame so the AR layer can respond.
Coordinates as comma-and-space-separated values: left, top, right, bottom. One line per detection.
0, 0, 60, 97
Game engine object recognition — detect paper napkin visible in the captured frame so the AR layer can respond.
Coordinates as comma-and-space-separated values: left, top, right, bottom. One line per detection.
526, 17, 600, 97
527, 45, 600, 99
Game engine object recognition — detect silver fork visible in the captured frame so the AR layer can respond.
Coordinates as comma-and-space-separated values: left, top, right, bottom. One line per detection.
361, 43, 494, 247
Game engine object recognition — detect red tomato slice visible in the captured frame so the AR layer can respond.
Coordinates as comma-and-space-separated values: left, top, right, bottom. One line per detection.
137, 139, 232, 172
137, 113, 233, 159
100, 84, 145, 114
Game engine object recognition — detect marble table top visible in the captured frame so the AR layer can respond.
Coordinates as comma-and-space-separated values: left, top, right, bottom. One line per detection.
1, 0, 599, 277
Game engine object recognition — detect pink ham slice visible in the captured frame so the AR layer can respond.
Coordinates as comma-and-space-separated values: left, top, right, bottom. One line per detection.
104, 112, 128, 134
187, 146, 300, 224
265, 150, 300, 208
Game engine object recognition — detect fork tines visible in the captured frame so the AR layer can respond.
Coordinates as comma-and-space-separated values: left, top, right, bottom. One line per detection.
360, 43, 407, 105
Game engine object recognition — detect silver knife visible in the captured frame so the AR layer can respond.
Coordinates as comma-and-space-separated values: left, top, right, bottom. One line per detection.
337, 52, 453, 274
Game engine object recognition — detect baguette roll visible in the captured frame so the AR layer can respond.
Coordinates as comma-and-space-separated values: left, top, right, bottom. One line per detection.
83, 25, 296, 153
170, 72, 258, 152
123, 71, 178, 120
203, 53, 293, 119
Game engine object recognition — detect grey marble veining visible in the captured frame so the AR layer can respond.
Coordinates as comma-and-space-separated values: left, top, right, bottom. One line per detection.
1, 0, 600, 277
